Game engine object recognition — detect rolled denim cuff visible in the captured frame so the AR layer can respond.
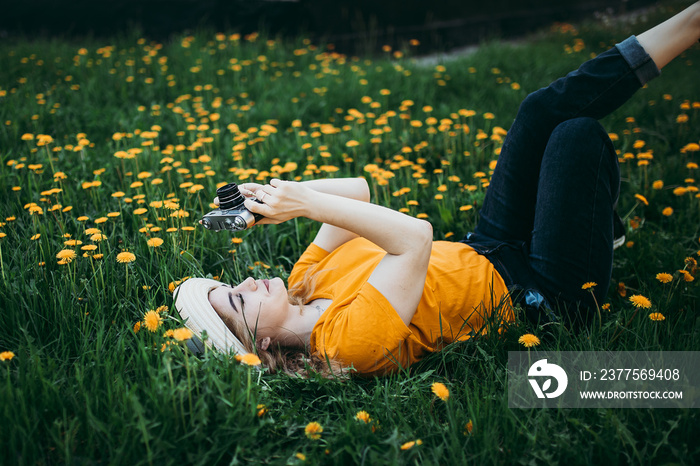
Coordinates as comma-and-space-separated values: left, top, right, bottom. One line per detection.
615, 35, 661, 86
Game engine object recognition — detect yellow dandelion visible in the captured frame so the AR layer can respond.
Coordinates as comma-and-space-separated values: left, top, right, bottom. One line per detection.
400, 440, 422, 450
143, 310, 162, 332
304, 421, 323, 440
431, 382, 450, 401
28, 205, 43, 215
518, 333, 540, 348
673, 187, 687, 196
464, 420, 474, 435
0, 351, 15, 361
678, 270, 695, 282
235, 353, 262, 366
656, 273, 673, 284
172, 327, 193, 341
116, 251, 136, 263
648, 312, 665, 322
56, 249, 77, 263
257, 404, 268, 417
629, 294, 652, 309
295, 453, 306, 461
634, 194, 649, 206
355, 411, 372, 423
581, 282, 597, 290
662, 207, 673, 216
133, 321, 141, 333
166, 209, 188, 219
147, 237, 164, 247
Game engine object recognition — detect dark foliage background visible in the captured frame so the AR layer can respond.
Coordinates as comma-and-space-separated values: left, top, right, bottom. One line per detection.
1, 0, 660, 53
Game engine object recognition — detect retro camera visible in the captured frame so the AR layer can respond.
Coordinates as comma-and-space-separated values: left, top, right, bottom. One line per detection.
201, 183, 264, 231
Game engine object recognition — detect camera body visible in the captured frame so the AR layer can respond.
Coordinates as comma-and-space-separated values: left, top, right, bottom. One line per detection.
201, 183, 264, 232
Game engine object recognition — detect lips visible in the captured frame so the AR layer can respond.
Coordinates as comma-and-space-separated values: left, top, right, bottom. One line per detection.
262, 279, 270, 292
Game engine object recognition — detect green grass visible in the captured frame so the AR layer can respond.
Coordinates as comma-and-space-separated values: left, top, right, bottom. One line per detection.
1, 1, 699, 464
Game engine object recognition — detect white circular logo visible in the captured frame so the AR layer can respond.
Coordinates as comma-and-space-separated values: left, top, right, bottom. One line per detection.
528, 358, 568, 399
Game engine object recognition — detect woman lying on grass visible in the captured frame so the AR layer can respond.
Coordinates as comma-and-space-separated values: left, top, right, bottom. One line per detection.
175, 2, 700, 377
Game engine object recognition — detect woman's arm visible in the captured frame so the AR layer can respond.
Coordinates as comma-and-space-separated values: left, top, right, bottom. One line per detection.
239, 177, 370, 253
245, 179, 433, 326
635, 2, 700, 70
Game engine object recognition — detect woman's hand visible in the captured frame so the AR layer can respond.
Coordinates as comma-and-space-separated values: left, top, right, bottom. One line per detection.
242, 179, 310, 225
237, 183, 265, 198
212, 182, 263, 206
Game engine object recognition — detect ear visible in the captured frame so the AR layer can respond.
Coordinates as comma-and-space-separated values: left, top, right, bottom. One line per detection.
258, 336, 271, 351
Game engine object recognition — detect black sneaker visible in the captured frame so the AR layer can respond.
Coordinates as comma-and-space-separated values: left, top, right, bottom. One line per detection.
613, 212, 625, 250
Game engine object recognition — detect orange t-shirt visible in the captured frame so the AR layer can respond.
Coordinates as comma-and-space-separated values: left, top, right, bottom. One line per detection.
287, 237, 513, 376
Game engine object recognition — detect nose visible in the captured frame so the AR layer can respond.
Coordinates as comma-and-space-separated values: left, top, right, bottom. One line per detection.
233, 277, 257, 293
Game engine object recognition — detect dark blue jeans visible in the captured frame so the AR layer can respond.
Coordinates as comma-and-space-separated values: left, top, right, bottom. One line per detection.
462, 36, 660, 326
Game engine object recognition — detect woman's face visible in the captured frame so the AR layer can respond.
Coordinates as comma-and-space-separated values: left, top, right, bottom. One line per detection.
208, 277, 289, 339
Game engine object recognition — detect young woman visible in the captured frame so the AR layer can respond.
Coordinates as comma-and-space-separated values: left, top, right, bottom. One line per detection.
175, 3, 700, 376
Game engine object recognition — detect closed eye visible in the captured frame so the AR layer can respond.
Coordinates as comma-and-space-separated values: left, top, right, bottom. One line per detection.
228, 291, 239, 313
237, 293, 245, 312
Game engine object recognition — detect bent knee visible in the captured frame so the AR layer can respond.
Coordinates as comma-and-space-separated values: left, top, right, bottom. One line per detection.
551, 118, 615, 160
551, 117, 607, 141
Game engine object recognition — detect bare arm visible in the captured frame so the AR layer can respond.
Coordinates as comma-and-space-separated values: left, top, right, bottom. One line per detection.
244, 179, 432, 326
239, 177, 370, 252
636, 1, 700, 70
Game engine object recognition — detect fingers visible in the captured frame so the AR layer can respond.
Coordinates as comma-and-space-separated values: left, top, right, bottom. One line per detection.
243, 197, 272, 219
213, 179, 296, 218
238, 182, 265, 198
253, 182, 280, 203
213, 183, 259, 206
247, 184, 279, 211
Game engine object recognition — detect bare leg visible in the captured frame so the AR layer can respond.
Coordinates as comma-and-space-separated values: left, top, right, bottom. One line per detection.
636, 1, 700, 69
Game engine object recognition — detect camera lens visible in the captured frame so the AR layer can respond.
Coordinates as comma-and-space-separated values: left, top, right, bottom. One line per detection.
216, 183, 244, 210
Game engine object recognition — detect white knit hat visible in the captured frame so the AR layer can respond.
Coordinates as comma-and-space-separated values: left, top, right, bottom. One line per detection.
173, 277, 249, 355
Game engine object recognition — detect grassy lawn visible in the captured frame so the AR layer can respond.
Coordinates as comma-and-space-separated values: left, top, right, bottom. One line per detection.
1, 1, 699, 464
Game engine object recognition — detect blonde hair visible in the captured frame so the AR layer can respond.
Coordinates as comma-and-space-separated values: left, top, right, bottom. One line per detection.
216, 272, 348, 378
